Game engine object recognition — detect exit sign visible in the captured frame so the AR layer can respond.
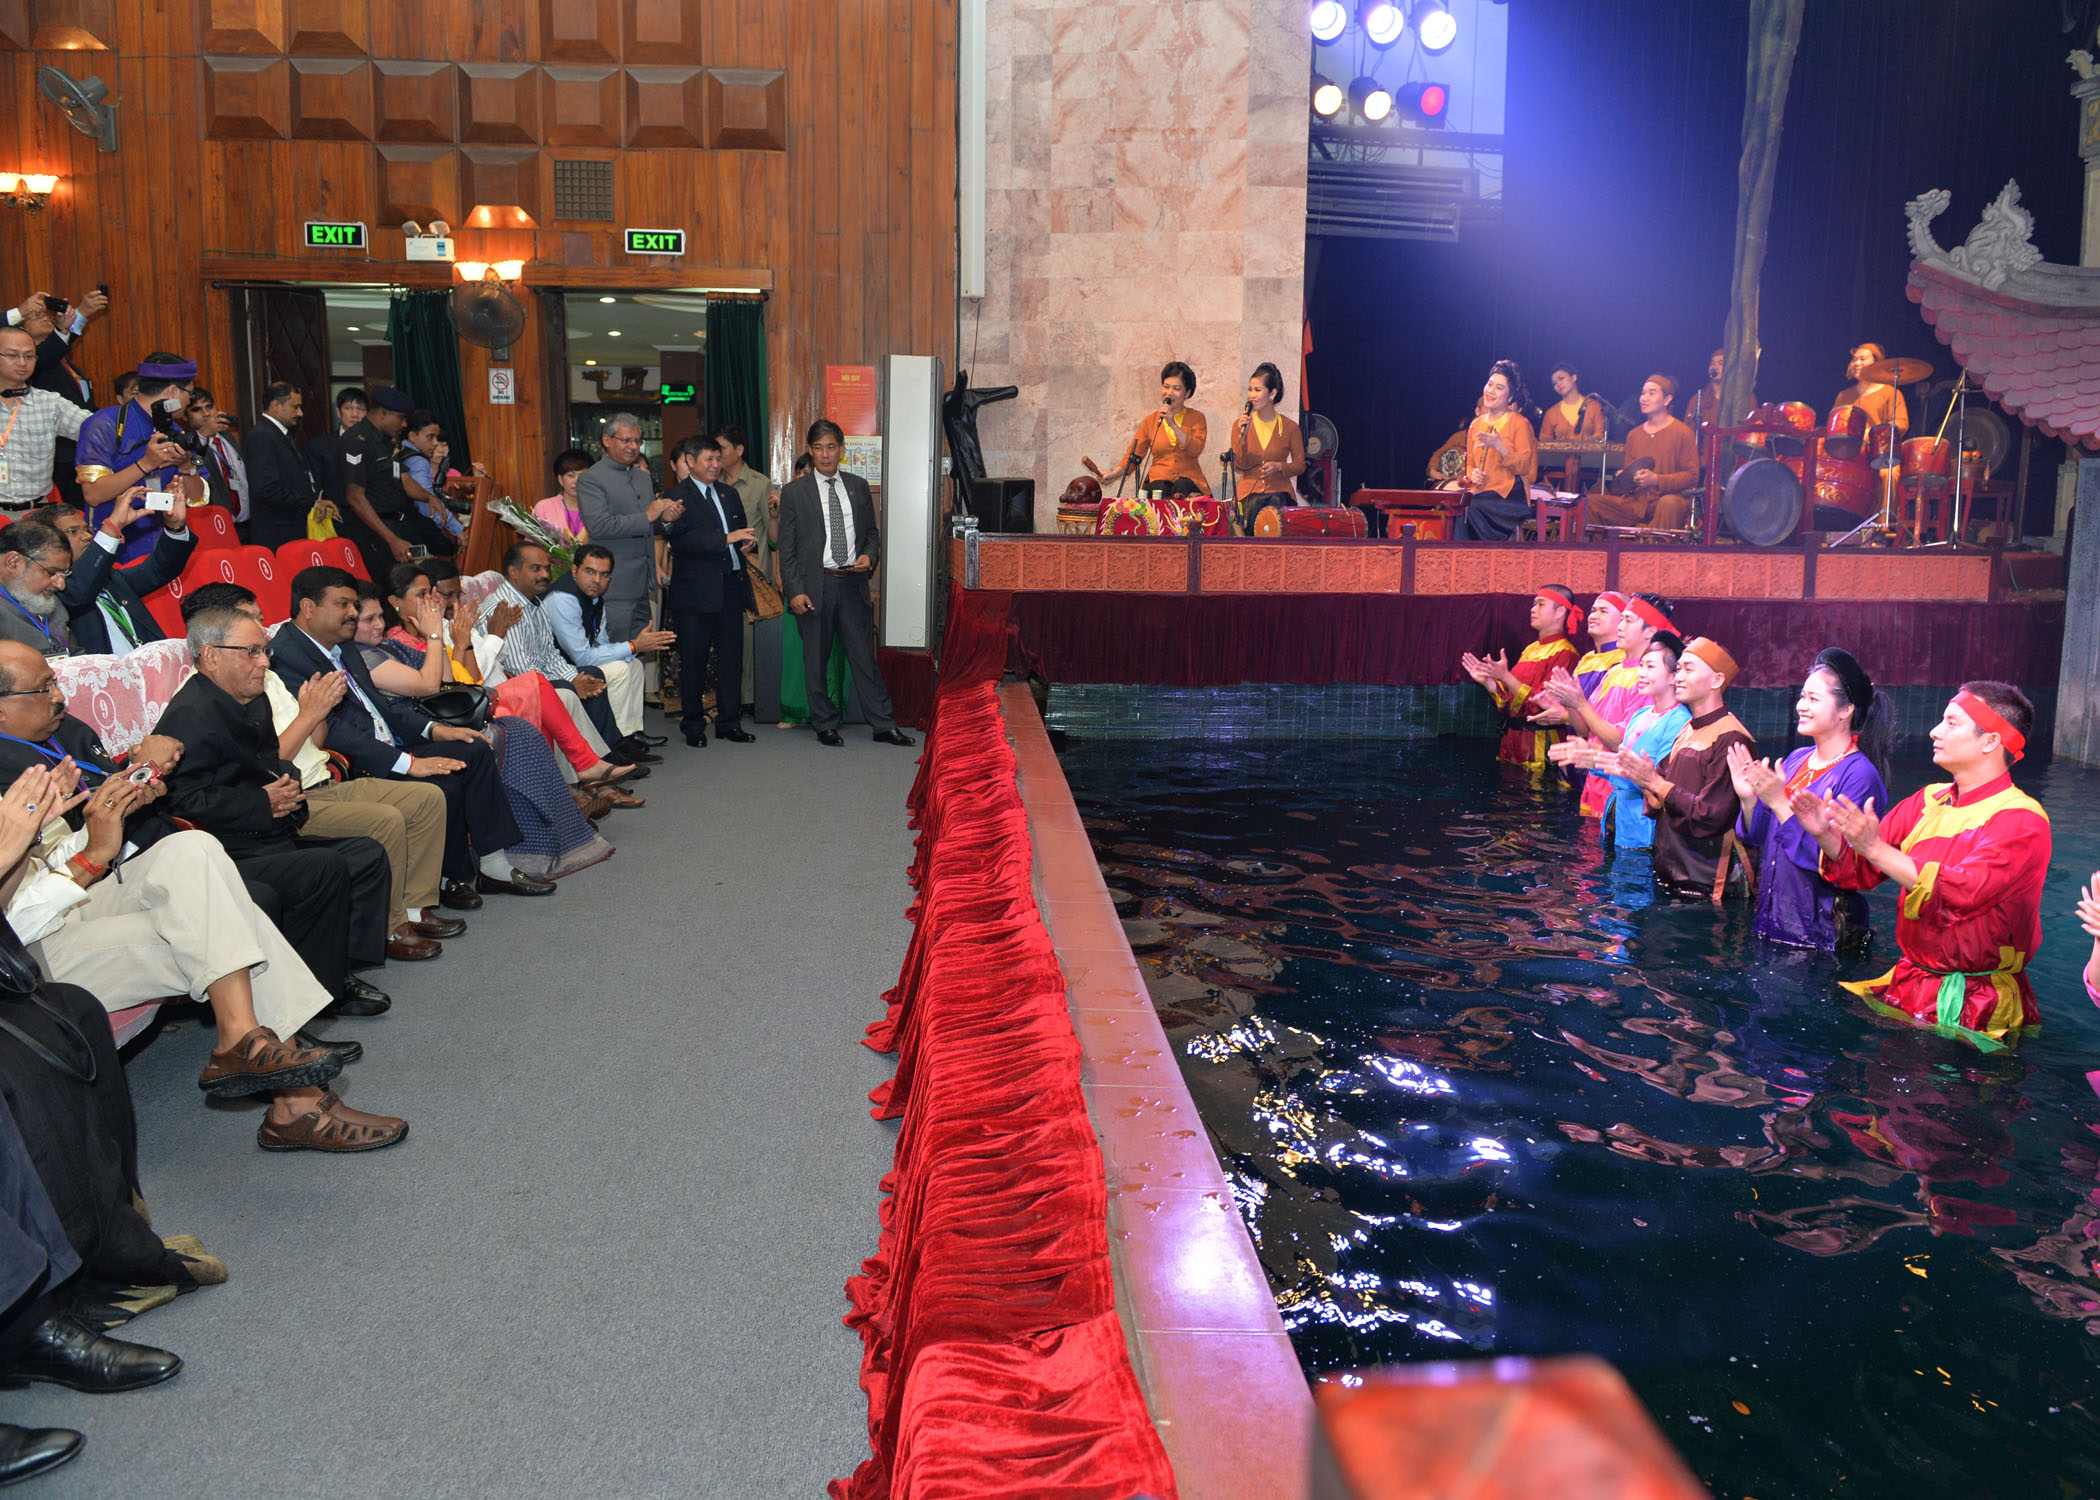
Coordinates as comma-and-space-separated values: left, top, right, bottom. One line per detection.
624, 228, 685, 256
303, 221, 368, 251
660, 382, 696, 405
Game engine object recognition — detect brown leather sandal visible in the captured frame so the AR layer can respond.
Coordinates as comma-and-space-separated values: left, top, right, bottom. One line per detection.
256, 1091, 408, 1153
198, 1027, 344, 1099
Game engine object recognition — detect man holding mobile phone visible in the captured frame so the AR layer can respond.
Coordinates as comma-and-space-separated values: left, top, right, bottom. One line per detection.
31, 494, 195, 656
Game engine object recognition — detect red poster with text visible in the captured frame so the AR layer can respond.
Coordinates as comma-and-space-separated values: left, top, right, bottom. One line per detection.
825, 365, 880, 437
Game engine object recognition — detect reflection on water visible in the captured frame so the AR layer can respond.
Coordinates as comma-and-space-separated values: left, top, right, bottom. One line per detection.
1062, 738, 2100, 1500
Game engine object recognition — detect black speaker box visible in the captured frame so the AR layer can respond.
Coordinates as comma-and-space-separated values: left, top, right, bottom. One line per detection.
966, 477, 1036, 533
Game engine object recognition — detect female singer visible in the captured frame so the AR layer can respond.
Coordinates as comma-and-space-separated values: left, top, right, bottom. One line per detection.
1083, 361, 1209, 496
1228, 362, 1306, 528
1453, 360, 1539, 541
1538, 363, 1604, 445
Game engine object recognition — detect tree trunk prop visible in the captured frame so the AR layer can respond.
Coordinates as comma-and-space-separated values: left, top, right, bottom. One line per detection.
1717, 0, 1805, 428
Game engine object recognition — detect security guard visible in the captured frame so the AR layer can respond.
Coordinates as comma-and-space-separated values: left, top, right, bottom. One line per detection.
336, 386, 422, 581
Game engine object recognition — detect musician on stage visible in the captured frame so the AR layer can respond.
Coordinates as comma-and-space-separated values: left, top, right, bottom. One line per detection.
1587, 375, 1697, 531
1451, 360, 1538, 541
1686, 348, 1725, 434
1227, 362, 1305, 529
1083, 361, 1209, 496
1835, 343, 1909, 437
1796, 682, 2049, 1048
1538, 364, 1605, 445
1460, 585, 1579, 769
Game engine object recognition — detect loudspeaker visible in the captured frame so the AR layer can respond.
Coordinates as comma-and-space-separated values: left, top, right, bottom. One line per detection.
966, 477, 1035, 533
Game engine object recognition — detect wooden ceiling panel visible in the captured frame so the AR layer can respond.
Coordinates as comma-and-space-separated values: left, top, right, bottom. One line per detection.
30, 0, 115, 49
283, 0, 366, 56
623, 66, 701, 149
703, 67, 785, 153
462, 146, 542, 227
200, 0, 284, 55
204, 55, 291, 139
624, 0, 702, 65
541, 64, 620, 147
376, 144, 461, 224
538, 0, 617, 65
373, 59, 455, 143
290, 57, 374, 139
459, 62, 540, 144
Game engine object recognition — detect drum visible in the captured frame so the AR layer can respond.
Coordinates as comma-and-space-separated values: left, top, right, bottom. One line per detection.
1056, 503, 1103, 535
1959, 449, 1988, 489
1770, 401, 1817, 455
1255, 505, 1367, 538
1864, 423, 1899, 471
1811, 457, 1877, 527
1823, 403, 1868, 459
1722, 457, 1802, 547
1099, 497, 1165, 535
1898, 436, 1953, 491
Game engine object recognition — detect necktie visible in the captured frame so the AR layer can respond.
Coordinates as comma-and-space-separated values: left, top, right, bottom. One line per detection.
705, 486, 739, 570
824, 477, 848, 568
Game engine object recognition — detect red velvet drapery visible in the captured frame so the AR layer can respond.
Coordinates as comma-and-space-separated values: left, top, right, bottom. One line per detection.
833, 588, 1177, 1500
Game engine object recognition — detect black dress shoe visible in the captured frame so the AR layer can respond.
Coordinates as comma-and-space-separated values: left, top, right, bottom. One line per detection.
0, 1313, 181, 1394
873, 728, 917, 747
325, 976, 391, 1018
684, 730, 706, 748
294, 1031, 363, 1065
717, 728, 756, 743
440, 879, 484, 911
477, 871, 557, 897
634, 731, 669, 747
608, 745, 663, 768
0, 1422, 82, 1485
412, 913, 468, 939
817, 729, 845, 747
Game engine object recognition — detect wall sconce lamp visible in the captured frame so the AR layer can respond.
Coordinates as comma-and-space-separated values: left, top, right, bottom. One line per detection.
0, 175, 59, 212
455, 260, 525, 285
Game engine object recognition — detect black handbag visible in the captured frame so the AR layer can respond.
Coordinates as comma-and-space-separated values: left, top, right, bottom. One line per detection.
423, 684, 493, 731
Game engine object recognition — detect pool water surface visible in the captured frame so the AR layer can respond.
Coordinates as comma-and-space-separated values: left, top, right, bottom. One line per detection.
1058, 737, 2100, 1500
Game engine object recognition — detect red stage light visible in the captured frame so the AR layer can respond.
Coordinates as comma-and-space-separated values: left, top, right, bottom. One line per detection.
1398, 80, 1449, 124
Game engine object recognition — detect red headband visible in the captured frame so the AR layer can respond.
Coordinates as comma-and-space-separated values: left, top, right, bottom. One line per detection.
1953, 690, 2026, 762
1626, 597, 1671, 634
1536, 587, 1577, 624
1594, 591, 1628, 612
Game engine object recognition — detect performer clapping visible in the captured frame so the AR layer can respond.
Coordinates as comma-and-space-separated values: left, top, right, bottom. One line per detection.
1452, 360, 1538, 541
1461, 585, 1579, 769
2079, 872, 2100, 1008
1083, 361, 1209, 497
1608, 636, 1756, 899
1227, 362, 1305, 528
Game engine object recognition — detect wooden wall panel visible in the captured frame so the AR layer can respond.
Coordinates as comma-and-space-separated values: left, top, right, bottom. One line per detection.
458, 63, 538, 144
204, 55, 290, 139
0, 0, 957, 503
625, 66, 702, 149
283, 0, 362, 55
372, 59, 454, 143
31, 0, 116, 49
701, 66, 783, 152
541, 64, 620, 146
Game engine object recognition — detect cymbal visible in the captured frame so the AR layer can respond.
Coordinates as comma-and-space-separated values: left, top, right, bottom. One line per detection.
1860, 356, 1934, 386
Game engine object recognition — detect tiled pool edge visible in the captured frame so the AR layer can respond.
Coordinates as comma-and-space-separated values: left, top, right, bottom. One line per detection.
999, 682, 1314, 1500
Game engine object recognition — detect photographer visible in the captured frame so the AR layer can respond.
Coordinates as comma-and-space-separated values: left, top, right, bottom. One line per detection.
75, 353, 204, 563
0, 326, 88, 515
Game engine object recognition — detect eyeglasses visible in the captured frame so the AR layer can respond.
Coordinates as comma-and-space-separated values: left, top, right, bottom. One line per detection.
203, 642, 270, 660
0, 681, 61, 699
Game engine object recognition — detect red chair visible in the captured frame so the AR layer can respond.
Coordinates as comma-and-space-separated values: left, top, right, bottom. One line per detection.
186, 504, 240, 549
322, 536, 368, 581
174, 547, 289, 623
142, 578, 188, 639
275, 536, 370, 583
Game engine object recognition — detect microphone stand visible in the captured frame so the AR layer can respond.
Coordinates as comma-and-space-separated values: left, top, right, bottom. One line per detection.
1920, 372, 1970, 550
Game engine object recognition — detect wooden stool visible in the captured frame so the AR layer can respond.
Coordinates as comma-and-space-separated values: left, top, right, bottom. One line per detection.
1532, 490, 1586, 542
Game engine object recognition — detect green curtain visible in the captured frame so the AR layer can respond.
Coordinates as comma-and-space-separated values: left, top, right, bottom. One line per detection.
704, 298, 768, 474
779, 614, 851, 726
386, 289, 472, 472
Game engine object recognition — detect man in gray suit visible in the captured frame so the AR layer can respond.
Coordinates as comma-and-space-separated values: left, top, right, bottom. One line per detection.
0, 521, 73, 658
777, 419, 913, 748
575, 413, 681, 644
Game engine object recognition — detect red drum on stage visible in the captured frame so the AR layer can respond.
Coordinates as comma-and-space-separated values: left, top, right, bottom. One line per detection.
1899, 436, 1953, 490
1960, 449, 1988, 488
1863, 423, 1898, 470
1769, 401, 1817, 454
1254, 505, 1368, 538
1812, 457, 1877, 524
1823, 403, 1867, 459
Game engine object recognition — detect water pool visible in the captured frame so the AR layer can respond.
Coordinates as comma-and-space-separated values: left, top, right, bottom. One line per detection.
1058, 737, 2100, 1500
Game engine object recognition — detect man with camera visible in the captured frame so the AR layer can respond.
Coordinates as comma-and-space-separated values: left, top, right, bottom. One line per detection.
0, 325, 89, 516
28, 493, 196, 656
74, 353, 205, 563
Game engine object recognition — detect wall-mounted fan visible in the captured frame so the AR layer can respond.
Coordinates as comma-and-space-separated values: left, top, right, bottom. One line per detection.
37, 68, 117, 153
450, 275, 528, 361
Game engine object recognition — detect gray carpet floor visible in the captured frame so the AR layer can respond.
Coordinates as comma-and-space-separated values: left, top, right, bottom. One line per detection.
10, 722, 921, 1499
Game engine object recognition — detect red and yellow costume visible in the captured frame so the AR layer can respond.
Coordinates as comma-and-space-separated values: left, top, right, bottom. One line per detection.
1492, 629, 1578, 769
1822, 773, 2052, 1046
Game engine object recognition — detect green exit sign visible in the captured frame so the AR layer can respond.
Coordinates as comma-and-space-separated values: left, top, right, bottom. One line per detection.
660, 382, 696, 405
624, 227, 685, 256
303, 221, 368, 251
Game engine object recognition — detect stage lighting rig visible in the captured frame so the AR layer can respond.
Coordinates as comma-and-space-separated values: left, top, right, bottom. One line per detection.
1308, 0, 1348, 43
1410, 0, 1457, 52
1349, 76, 1394, 122
1395, 80, 1449, 124
1359, 1, 1405, 48
1311, 74, 1346, 117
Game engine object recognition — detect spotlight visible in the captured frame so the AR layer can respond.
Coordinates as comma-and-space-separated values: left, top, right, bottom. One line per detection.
1360, 1, 1405, 47
1396, 80, 1449, 124
1411, 0, 1457, 52
1308, 0, 1347, 42
1349, 76, 1394, 121
1311, 73, 1345, 117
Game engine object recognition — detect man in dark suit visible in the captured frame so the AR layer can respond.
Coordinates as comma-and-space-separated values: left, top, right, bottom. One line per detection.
776, 419, 913, 748
246, 382, 330, 549
34, 497, 196, 656
303, 387, 364, 513
271, 565, 555, 911
662, 434, 756, 747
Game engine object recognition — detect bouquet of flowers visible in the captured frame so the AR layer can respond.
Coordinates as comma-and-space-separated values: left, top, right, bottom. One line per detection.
489, 496, 576, 575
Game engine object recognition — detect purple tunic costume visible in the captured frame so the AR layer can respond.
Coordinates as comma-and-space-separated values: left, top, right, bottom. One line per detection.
1737, 746, 1888, 952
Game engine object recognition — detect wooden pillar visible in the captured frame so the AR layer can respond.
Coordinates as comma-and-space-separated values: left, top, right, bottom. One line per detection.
2056, 457, 2100, 763
1715, 0, 1805, 430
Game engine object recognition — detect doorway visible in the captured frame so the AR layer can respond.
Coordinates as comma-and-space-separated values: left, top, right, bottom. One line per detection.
560, 290, 708, 486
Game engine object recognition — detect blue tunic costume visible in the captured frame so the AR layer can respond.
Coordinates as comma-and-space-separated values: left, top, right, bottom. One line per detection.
1737, 745, 1888, 952
1601, 701, 1690, 850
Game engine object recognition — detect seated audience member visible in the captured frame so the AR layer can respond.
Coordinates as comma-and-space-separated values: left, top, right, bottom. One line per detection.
271, 567, 555, 909
349, 575, 617, 880
0, 521, 74, 658
0, 673, 407, 1149
245, 382, 332, 550
1460, 585, 1581, 769
0, 324, 89, 514
1588, 375, 1698, 531
1796, 682, 2050, 1047
1608, 636, 1756, 898
155, 609, 398, 1016
1541, 593, 1673, 817
75, 353, 204, 562
179, 581, 458, 959
1727, 648, 1891, 954
35, 493, 196, 656
2079, 873, 2100, 1010
534, 449, 594, 545
1578, 633, 1690, 850
483, 542, 667, 766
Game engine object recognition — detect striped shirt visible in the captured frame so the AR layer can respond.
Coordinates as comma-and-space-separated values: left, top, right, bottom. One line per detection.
0, 388, 88, 507
477, 578, 577, 684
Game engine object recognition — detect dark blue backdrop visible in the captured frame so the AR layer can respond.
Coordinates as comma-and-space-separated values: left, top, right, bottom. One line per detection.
1305, 0, 2084, 531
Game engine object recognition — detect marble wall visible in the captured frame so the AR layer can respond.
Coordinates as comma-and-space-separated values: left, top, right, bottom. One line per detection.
969, 0, 1309, 527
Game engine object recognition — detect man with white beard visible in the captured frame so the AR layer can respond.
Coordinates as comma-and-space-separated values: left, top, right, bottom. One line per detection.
0, 521, 74, 657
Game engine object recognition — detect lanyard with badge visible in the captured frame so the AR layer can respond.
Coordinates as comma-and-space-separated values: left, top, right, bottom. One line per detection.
0, 396, 22, 488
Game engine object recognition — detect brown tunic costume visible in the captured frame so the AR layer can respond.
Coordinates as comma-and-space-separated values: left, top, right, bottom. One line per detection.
1645, 706, 1757, 898
1588, 416, 1698, 530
